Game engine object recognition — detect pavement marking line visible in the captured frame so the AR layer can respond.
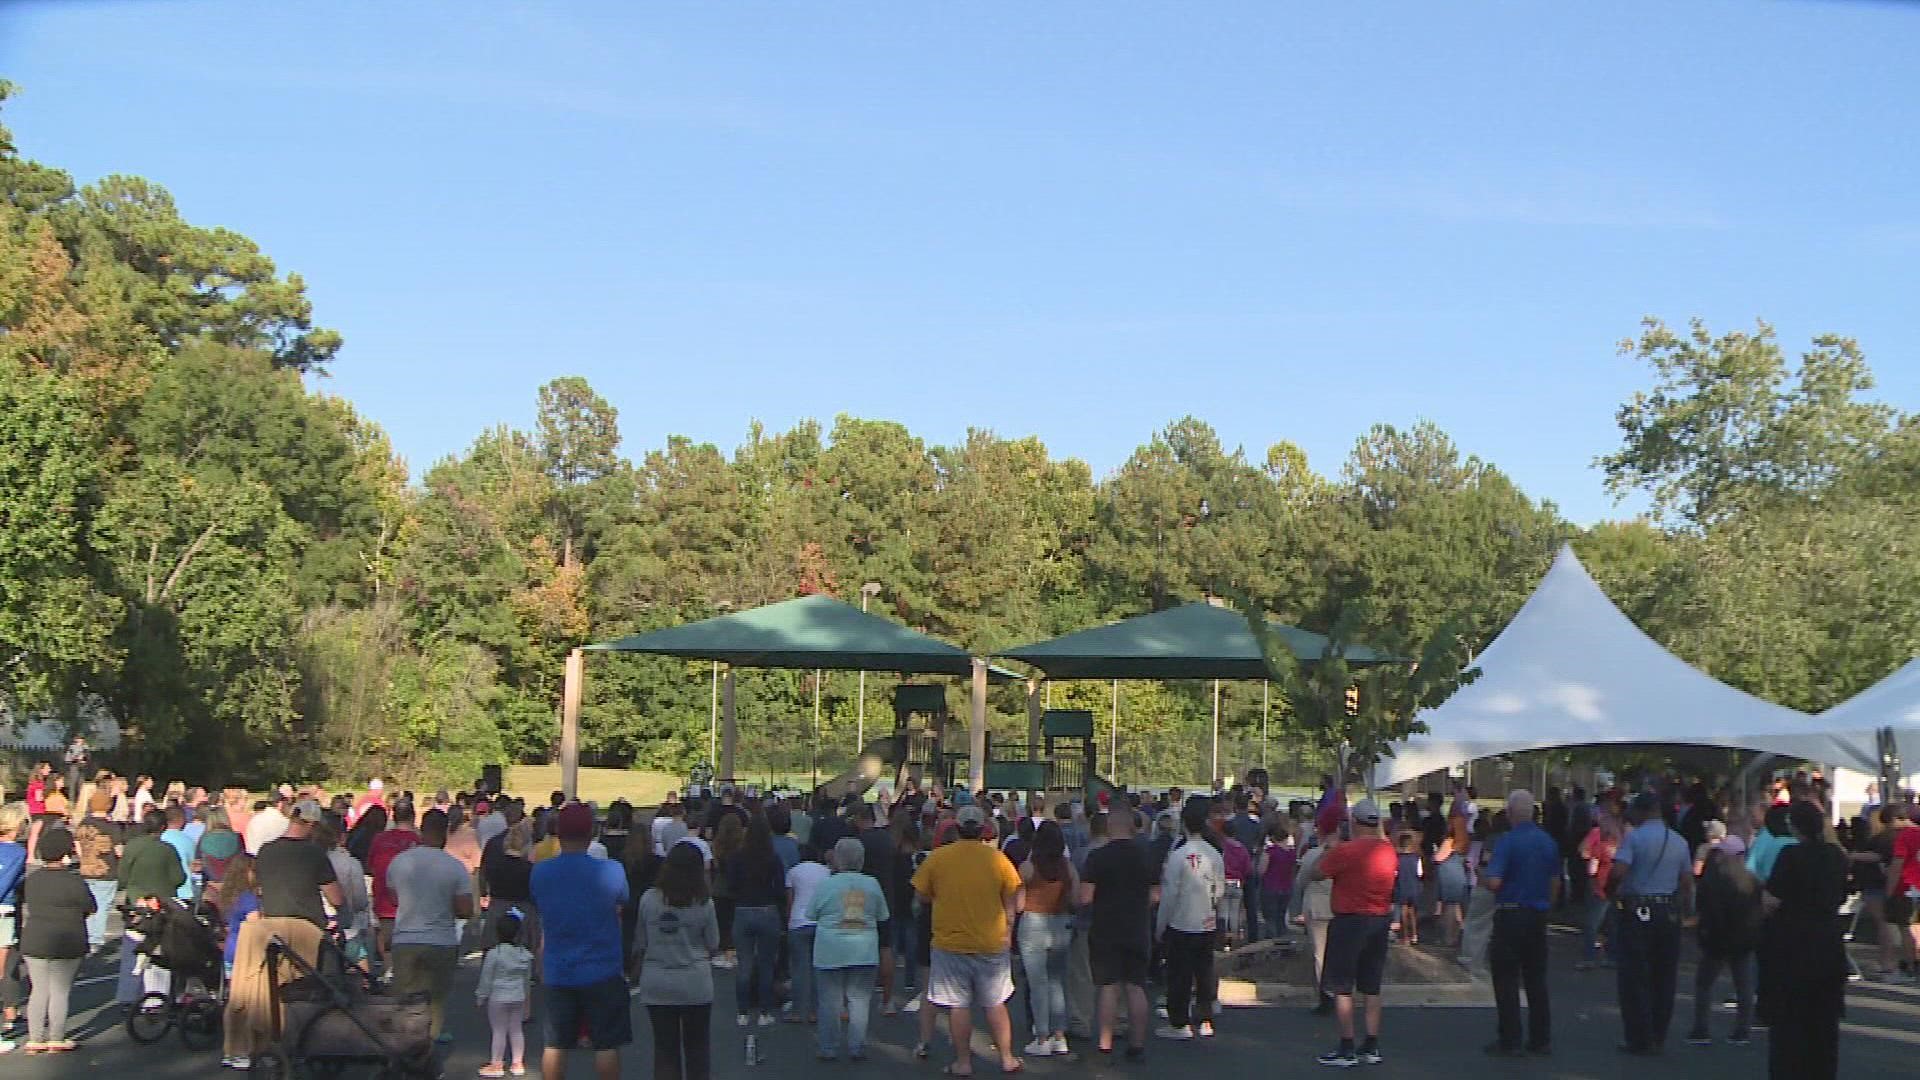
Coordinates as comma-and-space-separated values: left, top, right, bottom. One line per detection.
75, 975, 119, 988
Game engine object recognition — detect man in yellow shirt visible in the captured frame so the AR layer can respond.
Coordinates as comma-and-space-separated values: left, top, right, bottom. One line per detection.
913, 805, 1024, 1075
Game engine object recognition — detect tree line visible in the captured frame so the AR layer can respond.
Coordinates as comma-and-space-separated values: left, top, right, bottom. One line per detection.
4, 83, 1918, 789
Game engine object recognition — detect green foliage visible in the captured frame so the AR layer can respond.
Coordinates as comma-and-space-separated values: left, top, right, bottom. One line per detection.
8, 78, 1920, 794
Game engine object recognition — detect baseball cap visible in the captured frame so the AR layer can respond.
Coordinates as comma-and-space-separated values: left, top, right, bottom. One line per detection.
956, 805, 987, 832
291, 799, 326, 824
369, 778, 385, 792
1719, 834, 1748, 858
1349, 798, 1381, 825
554, 802, 596, 841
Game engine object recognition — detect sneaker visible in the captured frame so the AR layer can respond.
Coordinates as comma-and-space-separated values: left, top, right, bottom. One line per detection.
0, 1040, 14, 1055
1154, 1025, 1193, 1041
757, 1013, 776, 1027
1686, 1031, 1713, 1046
1727, 1032, 1751, 1046
1197, 1021, 1214, 1038
1048, 1036, 1069, 1055
736, 1014, 750, 1028
1316, 1048, 1358, 1067
1156, 1005, 1170, 1019
224, 1056, 252, 1070
478, 1066, 507, 1078
1024, 1038, 1055, 1057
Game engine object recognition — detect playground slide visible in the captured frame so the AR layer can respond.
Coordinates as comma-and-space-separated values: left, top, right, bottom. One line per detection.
812, 735, 901, 803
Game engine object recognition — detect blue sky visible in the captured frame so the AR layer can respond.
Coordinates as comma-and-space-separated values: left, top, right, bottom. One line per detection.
5, 1, 1918, 524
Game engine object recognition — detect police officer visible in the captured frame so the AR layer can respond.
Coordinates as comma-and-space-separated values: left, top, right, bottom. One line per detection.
1483, 789, 1560, 1057
1608, 790, 1693, 1055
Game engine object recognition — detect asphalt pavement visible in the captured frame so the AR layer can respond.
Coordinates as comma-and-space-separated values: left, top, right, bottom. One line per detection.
8, 926, 1916, 1079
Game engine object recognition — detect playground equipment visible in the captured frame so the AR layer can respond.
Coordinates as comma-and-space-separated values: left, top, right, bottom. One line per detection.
813, 690, 1122, 803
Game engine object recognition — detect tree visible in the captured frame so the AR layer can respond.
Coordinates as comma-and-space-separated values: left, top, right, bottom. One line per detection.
1601, 317, 1895, 527
1243, 595, 1480, 796
536, 376, 620, 565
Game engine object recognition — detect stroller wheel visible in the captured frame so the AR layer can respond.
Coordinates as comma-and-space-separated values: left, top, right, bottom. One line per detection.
126, 992, 173, 1044
179, 996, 223, 1050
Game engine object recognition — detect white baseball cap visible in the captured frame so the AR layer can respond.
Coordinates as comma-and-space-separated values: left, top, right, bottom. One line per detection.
369, 778, 385, 791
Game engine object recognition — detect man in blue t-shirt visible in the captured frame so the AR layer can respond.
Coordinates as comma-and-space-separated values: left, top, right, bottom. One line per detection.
1483, 790, 1561, 1057
531, 802, 631, 1080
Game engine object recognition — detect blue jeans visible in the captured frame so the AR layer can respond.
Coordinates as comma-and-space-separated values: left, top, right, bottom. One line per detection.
816, 965, 875, 1057
788, 926, 817, 1018
84, 879, 117, 952
733, 905, 781, 1016
1018, 913, 1073, 1037
1583, 893, 1614, 959
889, 907, 919, 990
1260, 890, 1292, 939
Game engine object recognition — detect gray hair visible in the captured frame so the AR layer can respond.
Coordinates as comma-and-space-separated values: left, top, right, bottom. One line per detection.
1506, 789, 1536, 823
832, 836, 866, 872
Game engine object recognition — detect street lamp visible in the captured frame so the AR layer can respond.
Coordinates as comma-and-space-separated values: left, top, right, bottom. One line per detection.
858, 581, 883, 753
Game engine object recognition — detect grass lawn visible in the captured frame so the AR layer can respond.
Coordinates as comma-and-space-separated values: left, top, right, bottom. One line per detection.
505, 764, 681, 808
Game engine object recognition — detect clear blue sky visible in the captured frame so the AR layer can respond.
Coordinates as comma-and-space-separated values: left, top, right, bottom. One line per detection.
6, 1, 1918, 524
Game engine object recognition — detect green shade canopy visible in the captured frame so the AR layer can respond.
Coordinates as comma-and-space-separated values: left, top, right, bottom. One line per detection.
589, 594, 1012, 677
999, 601, 1393, 681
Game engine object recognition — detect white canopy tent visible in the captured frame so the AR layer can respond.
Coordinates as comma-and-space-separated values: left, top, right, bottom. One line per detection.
1817, 658, 1920, 792
1376, 545, 1877, 787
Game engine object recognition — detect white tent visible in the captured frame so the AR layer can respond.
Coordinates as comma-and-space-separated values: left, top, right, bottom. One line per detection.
1818, 658, 1920, 776
1377, 545, 1877, 787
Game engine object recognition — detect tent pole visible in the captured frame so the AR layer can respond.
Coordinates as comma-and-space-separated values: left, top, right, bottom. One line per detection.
1212, 679, 1221, 790
1111, 679, 1119, 787
709, 662, 719, 769
1026, 678, 1044, 808
857, 668, 867, 756
720, 667, 738, 783
561, 647, 583, 802
969, 658, 989, 793
1261, 680, 1270, 774
812, 669, 822, 791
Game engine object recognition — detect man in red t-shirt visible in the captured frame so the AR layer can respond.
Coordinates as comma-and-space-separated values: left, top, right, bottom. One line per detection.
366, 799, 420, 979
1887, 804, 1920, 971
1305, 798, 1398, 1067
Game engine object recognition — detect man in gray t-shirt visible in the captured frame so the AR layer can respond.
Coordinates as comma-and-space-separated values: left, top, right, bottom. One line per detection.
388, 809, 474, 1041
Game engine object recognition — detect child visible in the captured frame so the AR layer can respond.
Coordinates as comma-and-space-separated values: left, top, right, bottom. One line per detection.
1393, 831, 1422, 944
475, 913, 534, 1078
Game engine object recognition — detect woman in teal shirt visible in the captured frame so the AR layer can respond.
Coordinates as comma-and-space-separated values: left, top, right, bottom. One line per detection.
806, 838, 890, 1061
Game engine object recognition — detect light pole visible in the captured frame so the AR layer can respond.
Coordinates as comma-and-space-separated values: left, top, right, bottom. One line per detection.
857, 581, 882, 753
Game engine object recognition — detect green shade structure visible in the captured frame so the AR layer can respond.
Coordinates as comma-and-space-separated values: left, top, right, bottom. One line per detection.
998, 601, 1392, 681
588, 594, 1018, 677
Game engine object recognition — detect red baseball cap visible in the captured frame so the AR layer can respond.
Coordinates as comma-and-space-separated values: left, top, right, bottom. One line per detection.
554, 802, 595, 841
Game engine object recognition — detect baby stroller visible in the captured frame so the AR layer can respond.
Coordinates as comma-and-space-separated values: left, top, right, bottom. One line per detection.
125, 898, 225, 1050
251, 933, 435, 1080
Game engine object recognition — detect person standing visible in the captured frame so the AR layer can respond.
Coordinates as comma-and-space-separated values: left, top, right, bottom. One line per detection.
71, 792, 122, 953
911, 804, 1025, 1076
1016, 820, 1078, 1056
853, 803, 900, 1013
62, 738, 88, 801
158, 807, 198, 902
1607, 790, 1693, 1056
473, 912, 535, 1079
1306, 798, 1396, 1068
254, 805, 346, 928
1155, 799, 1223, 1041
387, 809, 474, 1044
1563, 786, 1594, 913
18, 828, 94, 1054
1758, 801, 1849, 1079
1884, 802, 1920, 981
720, 814, 785, 1028
1291, 827, 1339, 1016
807, 838, 890, 1061
784, 844, 832, 1025
1482, 790, 1559, 1058
531, 803, 632, 1080
241, 789, 287, 855
1080, 805, 1154, 1060
633, 843, 716, 1080
115, 808, 186, 1006
368, 799, 421, 978
0, 803, 33, 1048
1688, 831, 1760, 1045
1225, 792, 1266, 941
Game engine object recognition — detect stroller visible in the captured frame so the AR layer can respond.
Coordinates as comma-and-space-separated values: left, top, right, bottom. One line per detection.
250, 933, 436, 1080
125, 898, 225, 1050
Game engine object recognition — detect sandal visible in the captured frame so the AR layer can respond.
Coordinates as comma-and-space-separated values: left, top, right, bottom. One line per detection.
940, 1063, 971, 1076
1001, 1061, 1025, 1075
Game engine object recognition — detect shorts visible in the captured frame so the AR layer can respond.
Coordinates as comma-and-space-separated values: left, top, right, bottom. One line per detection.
1887, 890, 1920, 926
927, 948, 1014, 1009
1088, 939, 1150, 987
1322, 913, 1391, 997
0, 907, 15, 949
544, 976, 634, 1051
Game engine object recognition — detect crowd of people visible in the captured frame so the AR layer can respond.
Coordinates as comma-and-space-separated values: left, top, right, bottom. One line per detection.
0, 757, 1908, 1080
